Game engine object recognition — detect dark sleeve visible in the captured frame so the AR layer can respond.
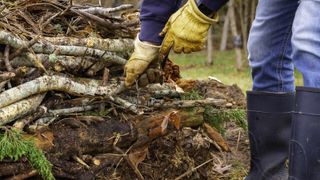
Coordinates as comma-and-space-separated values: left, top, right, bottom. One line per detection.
139, 0, 182, 45
198, 0, 229, 12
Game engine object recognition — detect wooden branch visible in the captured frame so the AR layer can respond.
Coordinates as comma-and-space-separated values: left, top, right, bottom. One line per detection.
0, 94, 45, 125
0, 81, 7, 90
114, 97, 143, 115
11, 53, 95, 73
0, 75, 142, 114
0, 31, 128, 65
86, 61, 108, 76
17, 10, 41, 35
0, 75, 114, 108
9, 35, 40, 60
13, 106, 47, 130
79, 4, 134, 16
8, 170, 38, 180
47, 104, 99, 117
152, 90, 183, 98
42, 36, 134, 52
175, 158, 214, 180
36, 44, 127, 65
0, 72, 15, 82
71, 8, 122, 29
4, 45, 13, 71
146, 98, 227, 109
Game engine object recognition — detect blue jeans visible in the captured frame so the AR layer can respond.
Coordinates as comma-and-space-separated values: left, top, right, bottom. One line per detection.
248, 0, 320, 92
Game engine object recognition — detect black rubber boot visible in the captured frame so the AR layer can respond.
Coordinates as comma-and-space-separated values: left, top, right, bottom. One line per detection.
289, 87, 320, 180
245, 91, 294, 180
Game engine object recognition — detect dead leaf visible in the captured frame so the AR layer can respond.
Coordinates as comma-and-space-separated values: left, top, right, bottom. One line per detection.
128, 146, 148, 168
168, 111, 181, 130
203, 123, 230, 152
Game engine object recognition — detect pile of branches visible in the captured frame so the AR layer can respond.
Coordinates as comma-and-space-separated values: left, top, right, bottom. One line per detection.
0, 0, 139, 38
0, 0, 246, 179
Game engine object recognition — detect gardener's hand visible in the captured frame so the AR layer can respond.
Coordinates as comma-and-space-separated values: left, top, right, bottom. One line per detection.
160, 0, 218, 54
124, 36, 162, 87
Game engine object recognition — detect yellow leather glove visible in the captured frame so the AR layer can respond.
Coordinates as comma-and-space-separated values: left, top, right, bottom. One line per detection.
124, 35, 161, 87
160, 0, 218, 54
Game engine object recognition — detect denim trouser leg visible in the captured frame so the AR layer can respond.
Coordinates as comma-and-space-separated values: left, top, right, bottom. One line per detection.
248, 0, 299, 92
292, 0, 320, 88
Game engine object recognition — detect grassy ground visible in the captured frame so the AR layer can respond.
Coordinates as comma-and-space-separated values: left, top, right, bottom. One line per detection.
171, 50, 303, 92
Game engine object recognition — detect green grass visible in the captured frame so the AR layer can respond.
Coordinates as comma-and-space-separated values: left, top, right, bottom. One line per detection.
0, 128, 54, 180
171, 50, 303, 92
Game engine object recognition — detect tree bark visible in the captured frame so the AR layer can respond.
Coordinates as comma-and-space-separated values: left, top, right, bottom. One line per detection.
229, 0, 243, 70
220, 8, 231, 51
0, 31, 128, 65
206, 27, 214, 65
42, 36, 134, 52
0, 75, 114, 108
0, 94, 45, 125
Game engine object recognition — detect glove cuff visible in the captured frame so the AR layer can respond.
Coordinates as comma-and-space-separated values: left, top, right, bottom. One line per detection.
132, 34, 161, 63
189, 0, 218, 24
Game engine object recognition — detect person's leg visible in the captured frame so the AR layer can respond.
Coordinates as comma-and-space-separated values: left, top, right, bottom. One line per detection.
292, 0, 320, 88
248, 0, 298, 92
289, 1, 320, 179
246, 0, 298, 179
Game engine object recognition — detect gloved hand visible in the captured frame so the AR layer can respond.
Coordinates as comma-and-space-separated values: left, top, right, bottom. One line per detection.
138, 68, 163, 87
160, 0, 218, 54
124, 36, 162, 87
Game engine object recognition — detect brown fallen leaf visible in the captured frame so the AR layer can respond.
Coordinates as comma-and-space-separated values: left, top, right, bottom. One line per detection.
203, 123, 230, 152
128, 146, 148, 168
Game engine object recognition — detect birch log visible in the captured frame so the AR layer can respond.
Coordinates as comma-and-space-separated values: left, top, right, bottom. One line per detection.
42, 36, 134, 52
12, 53, 95, 72
0, 31, 128, 65
0, 75, 115, 108
0, 94, 45, 125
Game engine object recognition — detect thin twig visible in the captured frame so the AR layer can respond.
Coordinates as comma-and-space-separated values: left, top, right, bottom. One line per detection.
175, 158, 214, 180
7, 170, 38, 180
4, 45, 13, 71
